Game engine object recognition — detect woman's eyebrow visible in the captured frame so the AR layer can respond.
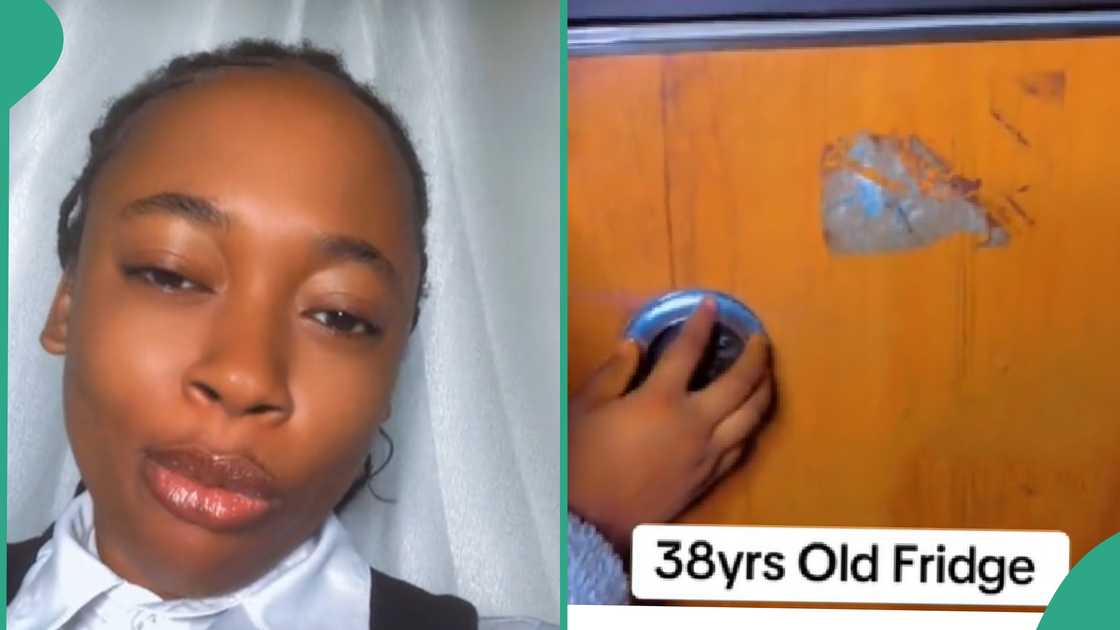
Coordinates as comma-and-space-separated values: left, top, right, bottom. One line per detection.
119, 193, 403, 292
316, 233, 402, 291
120, 192, 229, 229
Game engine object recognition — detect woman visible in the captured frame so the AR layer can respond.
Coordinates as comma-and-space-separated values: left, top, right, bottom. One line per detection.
7, 38, 549, 630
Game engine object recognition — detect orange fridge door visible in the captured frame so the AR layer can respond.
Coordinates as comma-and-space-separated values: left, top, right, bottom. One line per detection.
569, 36, 1120, 566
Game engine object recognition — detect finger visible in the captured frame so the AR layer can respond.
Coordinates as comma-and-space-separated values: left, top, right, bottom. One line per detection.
709, 375, 773, 451
648, 298, 717, 390
712, 445, 745, 482
693, 333, 770, 421
571, 339, 641, 415
692, 445, 745, 503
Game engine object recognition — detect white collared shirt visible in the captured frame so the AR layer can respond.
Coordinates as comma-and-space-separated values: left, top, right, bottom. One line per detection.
8, 493, 556, 630
7, 492, 373, 629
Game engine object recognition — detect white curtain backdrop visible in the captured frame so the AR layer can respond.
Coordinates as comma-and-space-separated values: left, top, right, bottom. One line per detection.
8, 0, 560, 622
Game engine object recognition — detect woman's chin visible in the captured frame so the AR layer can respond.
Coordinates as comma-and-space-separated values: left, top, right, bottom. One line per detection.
107, 509, 294, 600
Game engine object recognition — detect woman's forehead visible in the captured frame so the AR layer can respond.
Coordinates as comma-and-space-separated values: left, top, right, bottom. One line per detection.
83, 66, 420, 272
104, 65, 411, 198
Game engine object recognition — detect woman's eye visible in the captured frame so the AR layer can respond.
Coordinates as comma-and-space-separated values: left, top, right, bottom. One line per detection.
309, 310, 380, 338
125, 266, 206, 293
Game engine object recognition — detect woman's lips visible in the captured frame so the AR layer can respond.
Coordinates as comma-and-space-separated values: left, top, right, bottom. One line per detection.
142, 448, 279, 531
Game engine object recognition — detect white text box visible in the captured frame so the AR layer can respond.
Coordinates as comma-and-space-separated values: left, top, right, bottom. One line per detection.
632, 524, 1068, 606
569, 605, 1044, 629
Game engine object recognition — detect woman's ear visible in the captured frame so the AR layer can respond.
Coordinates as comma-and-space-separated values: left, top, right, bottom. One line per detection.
40, 273, 75, 355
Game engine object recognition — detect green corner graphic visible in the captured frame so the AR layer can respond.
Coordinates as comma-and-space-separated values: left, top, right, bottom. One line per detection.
1038, 532, 1120, 628
2, 0, 63, 108
3, 0, 64, 611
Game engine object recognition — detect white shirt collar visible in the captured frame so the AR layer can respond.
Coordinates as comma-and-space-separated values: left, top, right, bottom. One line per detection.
7, 492, 372, 630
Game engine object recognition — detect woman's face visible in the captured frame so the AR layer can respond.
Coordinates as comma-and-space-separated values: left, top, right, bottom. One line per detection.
40, 66, 421, 598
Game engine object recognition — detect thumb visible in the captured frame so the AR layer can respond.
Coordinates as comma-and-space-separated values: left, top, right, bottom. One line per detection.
571, 339, 641, 415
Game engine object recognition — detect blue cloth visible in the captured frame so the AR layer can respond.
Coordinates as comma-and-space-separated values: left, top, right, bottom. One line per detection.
567, 513, 628, 605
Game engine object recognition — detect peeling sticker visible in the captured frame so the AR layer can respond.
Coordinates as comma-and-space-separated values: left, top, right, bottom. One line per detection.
821, 133, 1008, 253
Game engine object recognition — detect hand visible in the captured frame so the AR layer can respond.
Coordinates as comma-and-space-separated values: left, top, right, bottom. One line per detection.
568, 299, 774, 550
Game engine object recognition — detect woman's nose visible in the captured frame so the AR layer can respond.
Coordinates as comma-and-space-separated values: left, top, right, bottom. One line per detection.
183, 296, 294, 423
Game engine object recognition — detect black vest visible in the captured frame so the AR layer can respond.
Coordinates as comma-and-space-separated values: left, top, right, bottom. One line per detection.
7, 528, 477, 629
